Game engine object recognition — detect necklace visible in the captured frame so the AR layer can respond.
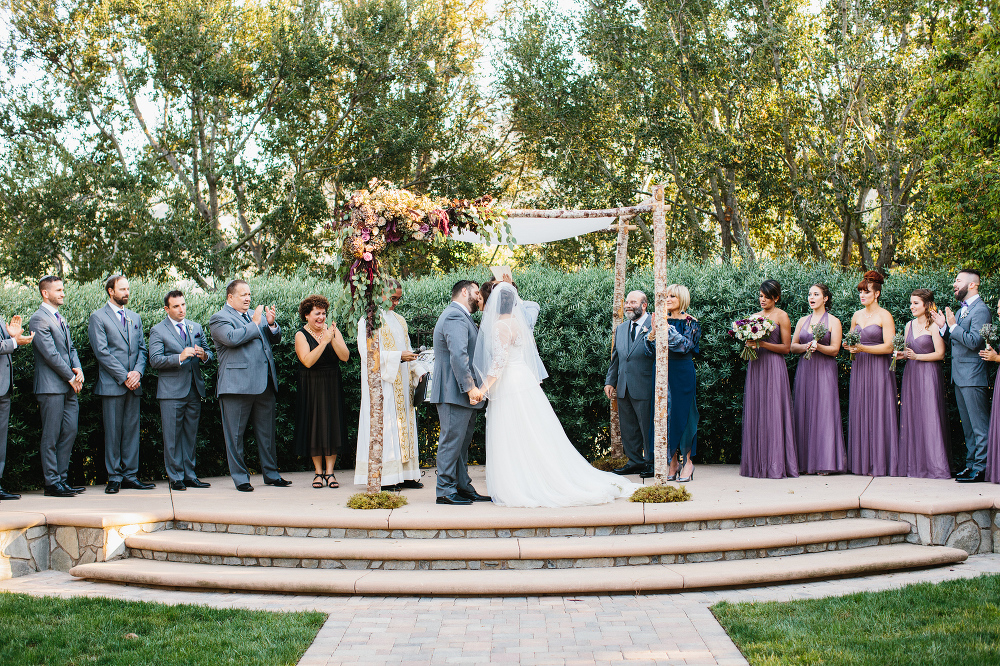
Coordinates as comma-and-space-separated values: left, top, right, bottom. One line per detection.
306, 325, 325, 341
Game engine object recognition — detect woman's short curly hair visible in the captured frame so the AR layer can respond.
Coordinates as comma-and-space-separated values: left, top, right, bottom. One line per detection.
298, 294, 330, 322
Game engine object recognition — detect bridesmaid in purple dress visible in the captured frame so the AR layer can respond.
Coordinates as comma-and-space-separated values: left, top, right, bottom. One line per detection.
790, 283, 846, 474
979, 297, 1000, 483
896, 289, 950, 479
843, 271, 898, 476
740, 280, 798, 478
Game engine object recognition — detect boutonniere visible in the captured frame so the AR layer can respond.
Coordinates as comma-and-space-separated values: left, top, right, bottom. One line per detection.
186, 324, 195, 341
960, 310, 969, 320
124, 314, 135, 328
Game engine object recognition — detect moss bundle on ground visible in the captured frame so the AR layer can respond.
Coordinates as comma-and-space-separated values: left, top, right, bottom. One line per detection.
346, 491, 409, 509
629, 485, 692, 503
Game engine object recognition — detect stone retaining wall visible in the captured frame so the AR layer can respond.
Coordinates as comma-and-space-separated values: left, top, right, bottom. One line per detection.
0, 525, 48, 579
861, 509, 998, 555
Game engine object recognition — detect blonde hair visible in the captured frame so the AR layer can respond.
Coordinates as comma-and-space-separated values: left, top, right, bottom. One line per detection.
665, 284, 691, 314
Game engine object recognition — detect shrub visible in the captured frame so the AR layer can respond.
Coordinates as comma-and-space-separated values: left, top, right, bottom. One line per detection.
630, 485, 692, 503
0, 261, 991, 491
346, 491, 409, 509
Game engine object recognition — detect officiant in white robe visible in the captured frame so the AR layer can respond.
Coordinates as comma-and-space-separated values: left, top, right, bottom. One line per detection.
355, 284, 425, 487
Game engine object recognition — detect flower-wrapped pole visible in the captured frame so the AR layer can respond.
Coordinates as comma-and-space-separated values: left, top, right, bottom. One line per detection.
651, 186, 670, 484
609, 215, 628, 458
343, 179, 507, 494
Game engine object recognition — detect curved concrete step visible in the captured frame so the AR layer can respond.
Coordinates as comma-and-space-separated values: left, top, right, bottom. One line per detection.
125, 519, 911, 569
70, 544, 969, 595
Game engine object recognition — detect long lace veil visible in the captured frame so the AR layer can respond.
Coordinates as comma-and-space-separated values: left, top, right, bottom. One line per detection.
473, 282, 548, 385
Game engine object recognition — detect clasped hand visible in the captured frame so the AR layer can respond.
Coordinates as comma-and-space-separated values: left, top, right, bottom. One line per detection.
180, 345, 208, 362
468, 387, 484, 405
980, 346, 1000, 363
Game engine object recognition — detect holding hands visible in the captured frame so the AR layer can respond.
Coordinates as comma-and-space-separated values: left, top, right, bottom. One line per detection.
468, 386, 484, 405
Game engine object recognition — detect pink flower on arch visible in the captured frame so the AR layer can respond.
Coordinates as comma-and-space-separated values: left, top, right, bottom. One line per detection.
362, 252, 373, 261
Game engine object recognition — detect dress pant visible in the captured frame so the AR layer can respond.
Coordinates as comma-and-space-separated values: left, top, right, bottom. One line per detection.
0, 391, 10, 479
955, 385, 990, 473
219, 385, 279, 486
617, 388, 651, 466
435, 403, 478, 497
102, 392, 141, 483
37, 390, 78, 486
160, 384, 202, 483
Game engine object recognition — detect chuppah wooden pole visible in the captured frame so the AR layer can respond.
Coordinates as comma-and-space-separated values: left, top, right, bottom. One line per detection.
651, 186, 670, 484
366, 324, 384, 495
609, 216, 628, 457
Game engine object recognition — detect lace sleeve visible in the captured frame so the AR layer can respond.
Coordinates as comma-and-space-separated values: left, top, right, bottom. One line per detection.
486, 321, 515, 387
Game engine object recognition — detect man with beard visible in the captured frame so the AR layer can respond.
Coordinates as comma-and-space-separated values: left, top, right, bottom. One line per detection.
605, 290, 656, 477
88, 275, 152, 494
932, 269, 992, 482
430, 280, 490, 505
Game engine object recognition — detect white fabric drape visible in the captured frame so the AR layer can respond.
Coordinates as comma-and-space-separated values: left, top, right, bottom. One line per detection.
451, 216, 618, 245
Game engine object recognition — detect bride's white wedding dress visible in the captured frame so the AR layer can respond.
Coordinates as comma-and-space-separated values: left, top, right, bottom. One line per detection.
482, 316, 640, 508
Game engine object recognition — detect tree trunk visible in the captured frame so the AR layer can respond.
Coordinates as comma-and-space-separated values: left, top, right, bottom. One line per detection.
651, 185, 670, 484
366, 321, 384, 494
609, 216, 628, 458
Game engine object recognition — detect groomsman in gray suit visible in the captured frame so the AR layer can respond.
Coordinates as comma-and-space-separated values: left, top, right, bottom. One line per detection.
932, 268, 992, 482
604, 290, 656, 477
430, 280, 490, 505
29, 276, 86, 497
149, 290, 213, 491
0, 313, 35, 500
209, 279, 290, 492
88, 275, 152, 494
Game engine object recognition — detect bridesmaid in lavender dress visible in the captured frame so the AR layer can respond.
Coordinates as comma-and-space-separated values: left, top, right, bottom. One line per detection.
896, 289, 950, 479
843, 271, 898, 476
979, 297, 1000, 483
790, 283, 846, 474
740, 280, 798, 479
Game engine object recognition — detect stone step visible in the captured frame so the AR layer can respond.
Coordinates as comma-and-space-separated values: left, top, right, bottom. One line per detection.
70, 544, 968, 595
124, 519, 911, 570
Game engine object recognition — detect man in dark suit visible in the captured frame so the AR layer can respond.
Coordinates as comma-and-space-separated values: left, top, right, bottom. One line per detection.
0, 313, 34, 500
88, 275, 152, 494
209, 279, 289, 492
604, 290, 655, 477
430, 280, 489, 505
29, 276, 86, 497
149, 290, 213, 491
932, 268, 992, 482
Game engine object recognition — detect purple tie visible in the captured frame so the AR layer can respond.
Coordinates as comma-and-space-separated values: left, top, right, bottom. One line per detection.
177, 322, 187, 342
55, 312, 65, 328
120, 310, 127, 329
960, 301, 968, 308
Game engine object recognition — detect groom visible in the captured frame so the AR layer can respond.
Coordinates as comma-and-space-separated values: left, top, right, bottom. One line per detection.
431, 280, 491, 505
932, 268, 991, 482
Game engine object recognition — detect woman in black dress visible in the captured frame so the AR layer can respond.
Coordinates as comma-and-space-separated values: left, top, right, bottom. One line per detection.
294, 295, 350, 488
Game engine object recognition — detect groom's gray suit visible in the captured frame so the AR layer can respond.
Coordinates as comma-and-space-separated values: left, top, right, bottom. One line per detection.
431, 301, 485, 498
605, 313, 654, 466
209, 303, 282, 486
943, 296, 991, 474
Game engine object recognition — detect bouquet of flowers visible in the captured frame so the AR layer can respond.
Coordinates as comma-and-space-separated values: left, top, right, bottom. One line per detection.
728, 315, 775, 362
889, 332, 906, 371
842, 330, 861, 361
981, 323, 999, 351
803, 322, 829, 360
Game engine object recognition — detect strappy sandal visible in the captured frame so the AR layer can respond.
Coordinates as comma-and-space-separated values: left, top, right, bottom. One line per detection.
327, 475, 339, 489
312, 474, 326, 488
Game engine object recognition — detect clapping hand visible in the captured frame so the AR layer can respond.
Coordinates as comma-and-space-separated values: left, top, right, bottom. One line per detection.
251, 305, 264, 325
7, 315, 34, 345
944, 306, 957, 327
930, 308, 947, 329
264, 305, 277, 326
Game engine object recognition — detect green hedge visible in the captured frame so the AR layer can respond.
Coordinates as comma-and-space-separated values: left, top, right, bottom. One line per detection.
0, 262, 994, 491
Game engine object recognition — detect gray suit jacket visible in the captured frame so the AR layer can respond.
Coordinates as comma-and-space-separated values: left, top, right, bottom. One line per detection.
29, 306, 81, 394
430, 302, 484, 409
88, 304, 148, 397
209, 304, 281, 396
0, 317, 17, 397
148, 317, 213, 399
944, 297, 991, 387
605, 314, 655, 399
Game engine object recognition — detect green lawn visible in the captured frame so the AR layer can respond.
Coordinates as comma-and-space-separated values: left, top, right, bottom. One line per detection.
712, 574, 1000, 665
0, 592, 326, 665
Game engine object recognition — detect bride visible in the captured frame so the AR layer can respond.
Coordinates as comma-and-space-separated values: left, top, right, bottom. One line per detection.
472, 283, 640, 507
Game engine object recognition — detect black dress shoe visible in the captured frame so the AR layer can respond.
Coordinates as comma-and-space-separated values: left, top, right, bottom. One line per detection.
45, 484, 77, 497
0, 486, 21, 500
69, 485, 86, 493
381, 484, 402, 492
613, 463, 645, 475
121, 478, 155, 490
170, 480, 187, 491
957, 470, 986, 483
184, 478, 211, 488
400, 479, 424, 489
457, 489, 492, 502
105, 481, 120, 494
436, 493, 473, 505
956, 467, 972, 479
236, 483, 254, 492
264, 477, 292, 487
639, 468, 655, 479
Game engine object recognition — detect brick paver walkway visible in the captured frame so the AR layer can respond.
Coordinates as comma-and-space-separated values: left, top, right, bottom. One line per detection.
2, 555, 999, 665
